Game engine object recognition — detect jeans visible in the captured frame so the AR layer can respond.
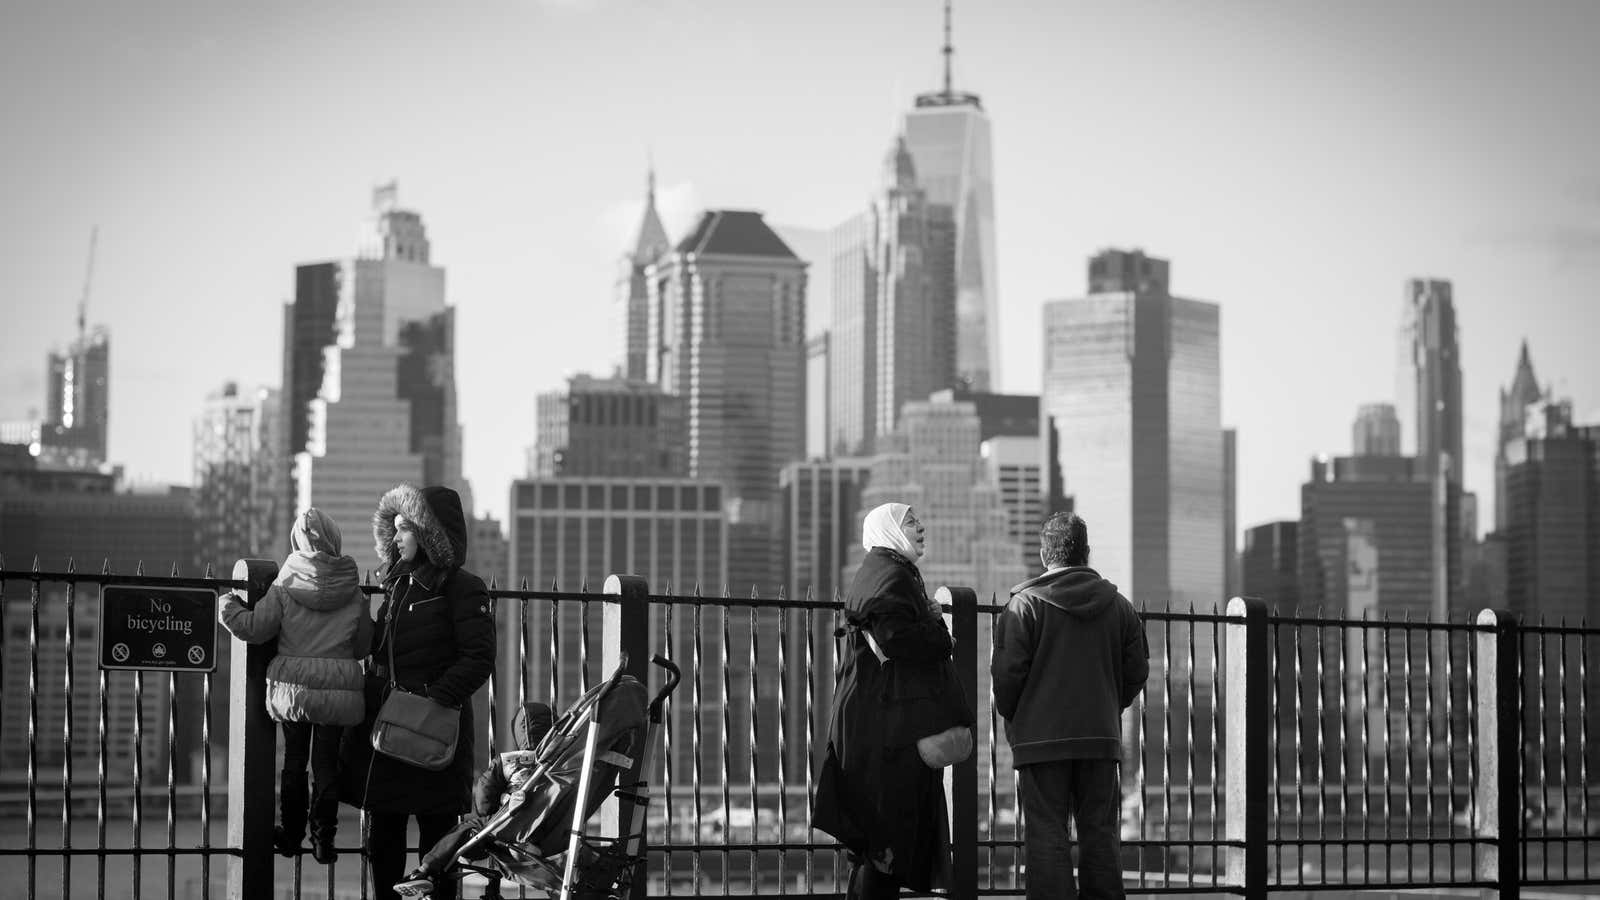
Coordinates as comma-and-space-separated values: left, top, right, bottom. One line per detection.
1018, 759, 1124, 899
367, 811, 461, 900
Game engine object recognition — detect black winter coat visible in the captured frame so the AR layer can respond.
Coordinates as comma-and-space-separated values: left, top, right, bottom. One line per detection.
811, 548, 971, 890
340, 484, 496, 816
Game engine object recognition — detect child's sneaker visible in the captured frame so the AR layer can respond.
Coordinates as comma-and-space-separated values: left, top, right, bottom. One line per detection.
393, 872, 433, 897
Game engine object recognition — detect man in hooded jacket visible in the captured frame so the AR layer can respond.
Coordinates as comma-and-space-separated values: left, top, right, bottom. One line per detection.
992, 512, 1149, 899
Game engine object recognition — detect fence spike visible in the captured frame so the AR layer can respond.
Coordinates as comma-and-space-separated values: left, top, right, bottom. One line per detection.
32, 555, 41, 573
100, 558, 111, 575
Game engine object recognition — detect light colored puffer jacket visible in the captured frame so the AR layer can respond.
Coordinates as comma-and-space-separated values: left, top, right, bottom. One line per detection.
220, 510, 372, 726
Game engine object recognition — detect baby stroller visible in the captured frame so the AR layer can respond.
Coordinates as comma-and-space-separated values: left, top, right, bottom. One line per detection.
402, 654, 680, 900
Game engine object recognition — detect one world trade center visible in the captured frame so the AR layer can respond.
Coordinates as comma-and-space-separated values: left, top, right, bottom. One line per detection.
902, 1, 998, 392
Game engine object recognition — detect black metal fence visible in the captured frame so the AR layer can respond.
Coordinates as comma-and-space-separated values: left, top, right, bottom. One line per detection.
2, 559, 1597, 899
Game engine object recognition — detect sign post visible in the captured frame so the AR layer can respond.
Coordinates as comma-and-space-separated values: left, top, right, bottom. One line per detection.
98, 585, 219, 672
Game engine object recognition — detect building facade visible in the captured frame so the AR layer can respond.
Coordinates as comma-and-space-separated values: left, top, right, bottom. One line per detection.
645, 209, 806, 595
41, 325, 110, 469
828, 137, 957, 457
530, 374, 686, 480
508, 476, 728, 783
0, 476, 197, 786
1501, 400, 1597, 623
1353, 403, 1402, 457
903, 38, 998, 392
192, 382, 285, 573
283, 190, 464, 539
1040, 249, 1224, 611
1398, 278, 1464, 621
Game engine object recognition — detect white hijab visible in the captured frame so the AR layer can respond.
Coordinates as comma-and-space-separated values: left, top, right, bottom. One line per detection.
861, 502, 922, 561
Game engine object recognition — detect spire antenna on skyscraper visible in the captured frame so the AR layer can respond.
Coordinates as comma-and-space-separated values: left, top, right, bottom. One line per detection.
915, 0, 981, 109
942, 0, 953, 98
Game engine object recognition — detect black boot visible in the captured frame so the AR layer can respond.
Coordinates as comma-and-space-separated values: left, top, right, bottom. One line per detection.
308, 780, 339, 865
275, 769, 309, 857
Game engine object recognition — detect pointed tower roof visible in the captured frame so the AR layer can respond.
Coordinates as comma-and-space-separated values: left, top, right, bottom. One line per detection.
882, 134, 917, 190
631, 167, 671, 264
1507, 339, 1541, 409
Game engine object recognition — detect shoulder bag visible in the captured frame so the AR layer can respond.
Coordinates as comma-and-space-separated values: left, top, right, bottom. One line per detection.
370, 580, 460, 771
863, 625, 974, 769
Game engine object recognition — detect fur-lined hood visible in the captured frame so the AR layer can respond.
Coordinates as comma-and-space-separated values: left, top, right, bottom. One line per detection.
373, 483, 469, 584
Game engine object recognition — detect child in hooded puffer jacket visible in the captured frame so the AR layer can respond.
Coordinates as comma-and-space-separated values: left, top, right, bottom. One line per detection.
221, 507, 372, 864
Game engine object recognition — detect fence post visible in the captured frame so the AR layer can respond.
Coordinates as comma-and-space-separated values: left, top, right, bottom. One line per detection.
603, 574, 651, 900
1473, 608, 1521, 899
938, 585, 979, 900
226, 558, 279, 900
1224, 596, 1268, 900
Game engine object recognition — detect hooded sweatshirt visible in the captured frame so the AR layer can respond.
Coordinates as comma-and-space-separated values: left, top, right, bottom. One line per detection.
219, 508, 372, 726
990, 565, 1149, 765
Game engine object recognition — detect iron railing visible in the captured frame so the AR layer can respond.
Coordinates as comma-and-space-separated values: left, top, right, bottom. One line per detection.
1, 559, 1597, 899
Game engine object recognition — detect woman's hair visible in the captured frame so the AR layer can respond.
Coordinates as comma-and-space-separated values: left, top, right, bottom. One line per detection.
1040, 512, 1089, 568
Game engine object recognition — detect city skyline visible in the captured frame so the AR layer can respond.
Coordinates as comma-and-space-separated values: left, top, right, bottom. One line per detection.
3, 0, 1599, 550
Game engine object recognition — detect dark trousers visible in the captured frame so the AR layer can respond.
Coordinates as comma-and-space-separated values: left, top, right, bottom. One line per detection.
417, 814, 488, 877
281, 721, 342, 815
1018, 759, 1124, 900
367, 811, 460, 900
846, 857, 901, 900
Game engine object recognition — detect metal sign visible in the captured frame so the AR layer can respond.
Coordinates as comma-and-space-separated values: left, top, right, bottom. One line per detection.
99, 585, 219, 672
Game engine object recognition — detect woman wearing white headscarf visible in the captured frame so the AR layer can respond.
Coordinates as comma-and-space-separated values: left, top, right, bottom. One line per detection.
813, 503, 973, 899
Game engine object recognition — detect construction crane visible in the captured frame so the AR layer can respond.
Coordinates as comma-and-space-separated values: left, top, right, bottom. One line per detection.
78, 225, 97, 343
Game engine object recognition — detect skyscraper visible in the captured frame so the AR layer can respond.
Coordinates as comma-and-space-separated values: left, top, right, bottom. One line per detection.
1041, 249, 1223, 610
618, 169, 672, 381
1501, 399, 1597, 622
41, 325, 109, 469
646, 209, 806, 594
828, 136, 958, 456
1241, 520, 1299, 613
1399, 278, 1464, 620
1224, 427, 1238, 601
1495, 340, 1544, 532
901, 1, 998, 392
1353, 403, 1402, 457
1298, 454, 1434, 619
529, 374, 686, 479
192, 382, 285, 573
283, 186, 464, 538
982, 433, 1048, 578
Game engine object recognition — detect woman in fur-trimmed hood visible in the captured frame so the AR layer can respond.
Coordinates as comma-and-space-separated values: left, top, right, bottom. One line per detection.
341, 483, 496, 900
220, 506, 371, 864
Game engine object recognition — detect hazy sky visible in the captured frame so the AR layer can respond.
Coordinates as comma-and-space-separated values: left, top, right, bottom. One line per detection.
3, 0, 1597, 543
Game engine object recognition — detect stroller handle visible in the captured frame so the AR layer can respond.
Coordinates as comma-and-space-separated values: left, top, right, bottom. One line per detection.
649, 655, 681, 720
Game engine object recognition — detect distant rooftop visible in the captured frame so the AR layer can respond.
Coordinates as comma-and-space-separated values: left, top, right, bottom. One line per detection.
675, 210, 799, 260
